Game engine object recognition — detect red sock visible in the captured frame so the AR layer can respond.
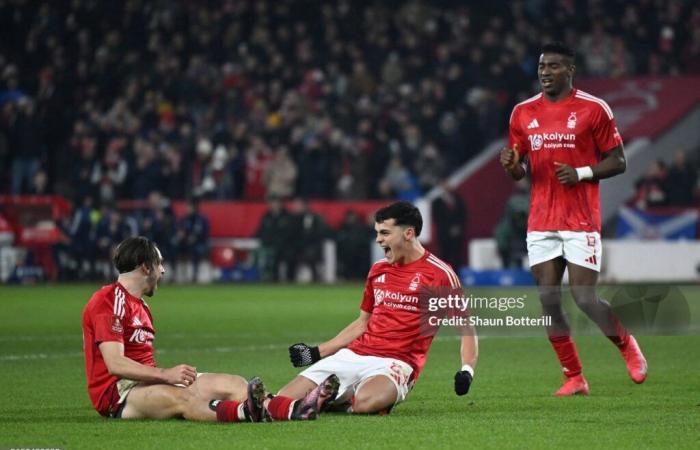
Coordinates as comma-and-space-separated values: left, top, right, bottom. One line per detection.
548, 335, 582, 377
266, 396, 296, 421
606, 315, 630, 348
215, 400, 244, 422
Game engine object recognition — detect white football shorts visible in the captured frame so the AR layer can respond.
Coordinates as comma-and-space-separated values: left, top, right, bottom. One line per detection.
526, 231, 602, 272
299, 348, 414, 405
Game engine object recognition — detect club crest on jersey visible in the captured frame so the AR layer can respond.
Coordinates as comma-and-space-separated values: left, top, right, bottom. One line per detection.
567, 112, 577, 129
374, 288, 386, 306
111, 315, 123, 334
529, 134, 544, 151
409, 273, 422, 291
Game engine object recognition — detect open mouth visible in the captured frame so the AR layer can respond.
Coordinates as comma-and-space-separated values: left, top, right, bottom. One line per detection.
541, 79, 554, 88
382, 246, 392, 258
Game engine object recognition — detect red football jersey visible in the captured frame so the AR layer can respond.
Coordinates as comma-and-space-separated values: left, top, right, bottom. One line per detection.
82, 282, 156, 416
508, 89, 623, 232
347, 251, 461, 381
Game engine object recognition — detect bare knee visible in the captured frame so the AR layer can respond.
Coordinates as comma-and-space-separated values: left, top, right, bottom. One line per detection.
352, 379, 397, 414
278, 376, 317, 399
192, 373, 247, 401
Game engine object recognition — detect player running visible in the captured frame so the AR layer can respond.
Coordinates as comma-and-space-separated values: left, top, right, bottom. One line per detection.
500, 42, 647, 396
280, 201, 478, 414
82, 236, 330, 421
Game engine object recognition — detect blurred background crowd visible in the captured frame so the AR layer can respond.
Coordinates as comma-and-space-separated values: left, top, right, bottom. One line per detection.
1, 0, 699, 282
2, 0, 700, 204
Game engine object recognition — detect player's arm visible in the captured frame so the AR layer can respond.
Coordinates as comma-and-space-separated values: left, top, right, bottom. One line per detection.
454, 326, 479, 396
591, 145, 626, 179
98, 341, 197, 385
501, 146, 527, 180
319, 310, 371, 357
555, 145, 626, 186
288, 311, 371, 367
503, 105, 528, 181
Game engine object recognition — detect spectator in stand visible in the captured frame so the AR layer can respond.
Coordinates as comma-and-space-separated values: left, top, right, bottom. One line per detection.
665, 151, 697, 206
288, 198, 329, 282
91, 137, 128, 204
175, 198, 210, 283
432, 181, 468, 269
95, 205, 138, 280
634, 160, 669, 210
255, 197, 293, 282
140, 191, 177, 262
264, 146, 297, 199
335, 210, 373, 280
494, 180, 530, 269
1, 1, 697, 200
5, 98, 44, 194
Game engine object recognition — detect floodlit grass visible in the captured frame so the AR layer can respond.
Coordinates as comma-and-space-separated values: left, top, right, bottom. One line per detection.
0, 284, 698, 449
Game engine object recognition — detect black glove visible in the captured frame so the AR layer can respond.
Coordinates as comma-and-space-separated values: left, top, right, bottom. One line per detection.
288, 343, 321, 367
454, 370, 473, 396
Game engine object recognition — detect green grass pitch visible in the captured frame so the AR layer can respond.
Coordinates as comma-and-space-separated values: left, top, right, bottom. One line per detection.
1, 283, 698, 449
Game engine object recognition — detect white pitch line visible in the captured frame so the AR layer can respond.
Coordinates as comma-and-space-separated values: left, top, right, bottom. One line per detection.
0, 335, 471, 362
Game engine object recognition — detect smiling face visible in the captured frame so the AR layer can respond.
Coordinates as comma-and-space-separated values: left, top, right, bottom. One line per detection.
375, 219, 414, 264
538, 52, 575, 101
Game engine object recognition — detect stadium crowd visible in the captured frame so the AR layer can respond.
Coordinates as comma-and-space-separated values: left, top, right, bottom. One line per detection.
2, 0, 700, 205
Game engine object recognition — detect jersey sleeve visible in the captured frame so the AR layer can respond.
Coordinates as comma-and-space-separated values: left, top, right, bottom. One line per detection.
590, 101, 623, 153
359, 275, 375, 313
91, 292, 126, 344
508, 106, 529, 157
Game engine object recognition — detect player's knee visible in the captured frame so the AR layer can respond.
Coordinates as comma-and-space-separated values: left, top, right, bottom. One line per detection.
172, 387, 198, 416
223, 374, 247, 399
352, 386, 396, 414
570, 290, 598, 310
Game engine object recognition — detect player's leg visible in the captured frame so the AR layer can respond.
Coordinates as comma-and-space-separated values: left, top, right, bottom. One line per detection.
120, 383, 217, 421
277, 375, 319, 399
351, 375, 398, 414
261, 374, 339, 421
187, 373, 248, 402
531, 256, 568, 335
531, 256, 587, 395
567, 262, 647, 383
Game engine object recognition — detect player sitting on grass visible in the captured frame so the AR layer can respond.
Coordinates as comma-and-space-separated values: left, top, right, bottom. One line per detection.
82, 236, 330, 422
279, 201, 478, 414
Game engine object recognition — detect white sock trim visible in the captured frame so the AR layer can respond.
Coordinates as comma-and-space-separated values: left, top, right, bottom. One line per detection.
461, 364, 475, 377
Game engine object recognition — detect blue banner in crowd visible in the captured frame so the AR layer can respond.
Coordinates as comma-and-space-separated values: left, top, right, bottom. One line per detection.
616, 206, 699, 240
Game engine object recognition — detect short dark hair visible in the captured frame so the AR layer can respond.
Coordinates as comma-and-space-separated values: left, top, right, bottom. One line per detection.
375, 201, 423, 236
113, 236, 161, 274
541, 41, 575, 62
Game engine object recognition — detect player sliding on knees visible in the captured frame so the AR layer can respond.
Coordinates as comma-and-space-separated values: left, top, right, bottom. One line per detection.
280, 201, 478, 414
500, 42, 647, 396
82, 236, 328, 422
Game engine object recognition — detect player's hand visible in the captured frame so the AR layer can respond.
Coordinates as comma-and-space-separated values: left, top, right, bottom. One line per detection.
288, 343, 321, 367
164, 364, 197, 386
499, 144, 520, 171
554, 162, 578, 186
454, 370, 473, 396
